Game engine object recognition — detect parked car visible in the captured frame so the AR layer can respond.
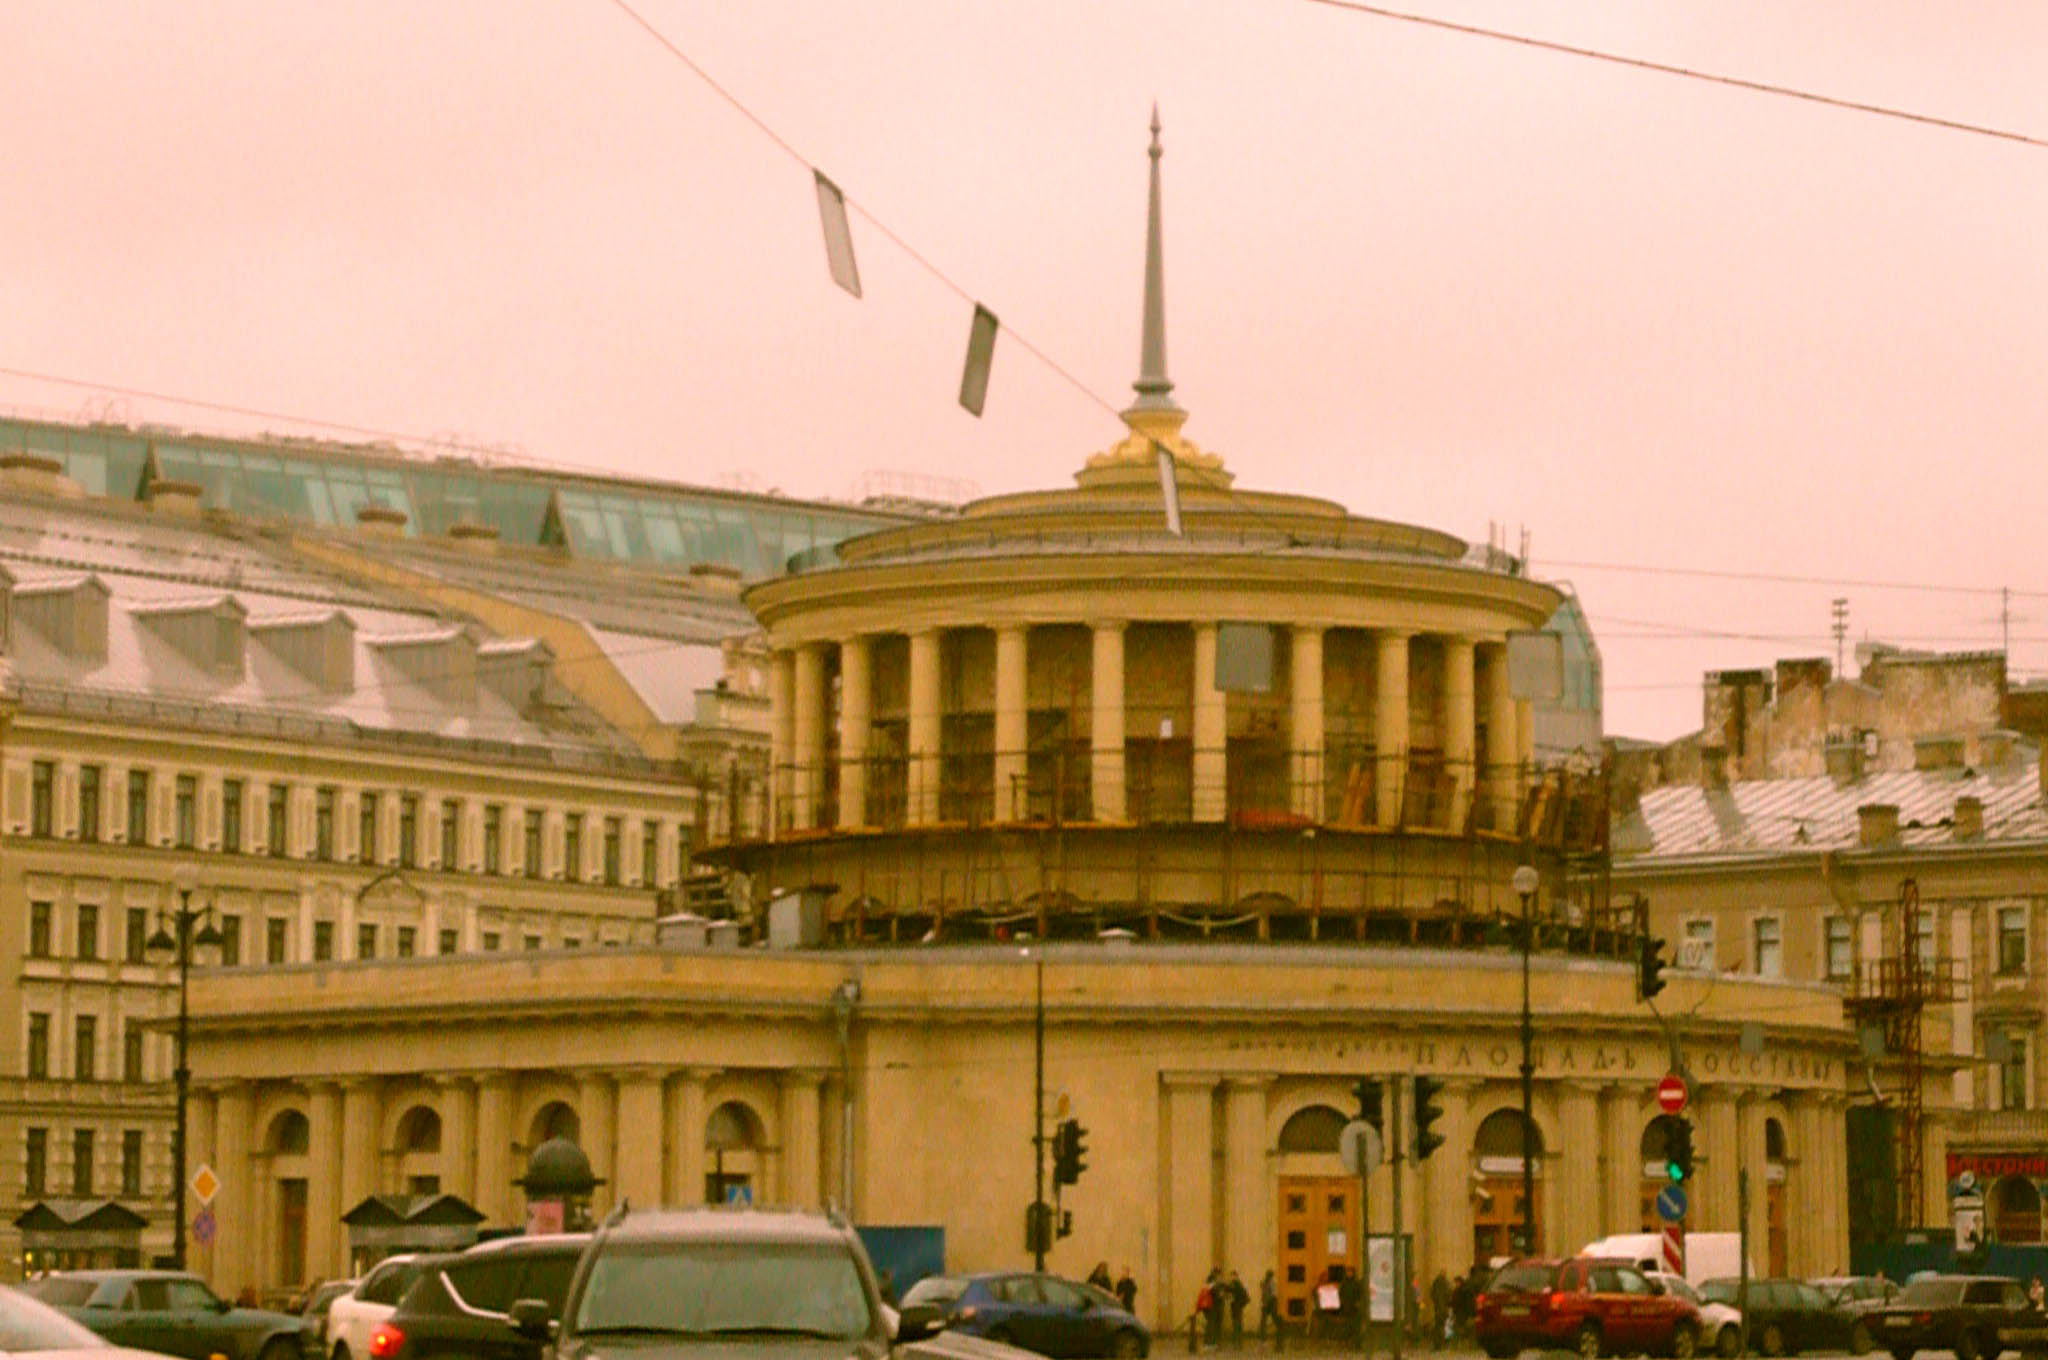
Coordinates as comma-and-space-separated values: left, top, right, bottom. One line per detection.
18, 1270, 306, 1360
1646, 1273, 1743, 1358
0, 1282, 178, 1360
327, 1257, 425, 1360
1475, 1257, 1702, 1359
1816, 1277, 1903, 1311
907, 1273, 1147, 1359
539, 1207, 891, 1360
1862, 1274, 2031, 1360
1697, 1278, 1869, 1355
372, 1235, 588, 1360
297, 1281, 355, 1360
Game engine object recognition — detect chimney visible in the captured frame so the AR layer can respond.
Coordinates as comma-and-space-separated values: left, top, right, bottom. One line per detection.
1953, 795, 1984, 842
1978, 729, 2018, 768
446, 520, 500, 555
1698, 742, 1729, 790
1857, 803, 1899, 848
145, 476, 204, 517
1914, 735, 1964, 772
689, 561, 744, 599
1823, 737, 1864, 784
1, 452, 85, 500
355, 503, 408, 539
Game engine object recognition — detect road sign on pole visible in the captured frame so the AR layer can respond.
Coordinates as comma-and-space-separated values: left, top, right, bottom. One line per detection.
1656, 1074, 1688, 1116
191, 1206, 216, 1248
1340, 1120, 1384, 1176
1655, 1184, 1689, 1222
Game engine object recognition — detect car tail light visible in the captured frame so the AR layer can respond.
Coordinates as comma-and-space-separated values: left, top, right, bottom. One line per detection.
953, 1307, 978, 1322
1547, 1291, 1567, 1312
369, 1323, 404, 1360
1915, 1313, 1932, 1326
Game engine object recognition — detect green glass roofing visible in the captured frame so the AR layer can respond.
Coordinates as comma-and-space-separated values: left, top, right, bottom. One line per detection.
0, 415, 916, 579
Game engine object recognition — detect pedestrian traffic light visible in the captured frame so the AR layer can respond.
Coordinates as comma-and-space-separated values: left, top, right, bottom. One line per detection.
1412, 1076, 1447, 1161
1639, 936, 1668, 1002
1665, 1117, 1694, 1183
1353, 1077, 1383, 1130
1053, 1118, 1088, 1186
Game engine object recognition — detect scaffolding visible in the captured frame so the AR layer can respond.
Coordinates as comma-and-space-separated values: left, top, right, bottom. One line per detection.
1845, 878, 1964, 1231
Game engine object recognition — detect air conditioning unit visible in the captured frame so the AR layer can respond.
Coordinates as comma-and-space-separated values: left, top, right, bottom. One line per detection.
1676, 938, 1715, 971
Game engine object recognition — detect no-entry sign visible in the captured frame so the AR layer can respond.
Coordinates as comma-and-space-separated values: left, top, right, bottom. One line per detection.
1657, 1073, 1688, 1115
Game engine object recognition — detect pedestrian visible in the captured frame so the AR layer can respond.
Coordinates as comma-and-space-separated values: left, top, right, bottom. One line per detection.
1116, 1265, 1139, 1316
1337, 1269, 1363, 1345
1204, 1268, 1225, 1347
1429, 1271, 1452, 1350
1193, 1272, 1217, 1352
1257, 1269, 1282, 1350
1090, 1262, 1114, 1292
1225, 1270, 1248, 1347
2030, 1277, 2045, 1312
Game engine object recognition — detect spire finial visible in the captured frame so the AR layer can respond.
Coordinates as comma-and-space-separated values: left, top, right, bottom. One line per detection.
1126, 103, 1180, 416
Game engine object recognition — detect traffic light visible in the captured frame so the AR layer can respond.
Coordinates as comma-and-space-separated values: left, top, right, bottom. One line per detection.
1053, 1118, 1088, 1186
1638, 936, 1668, 1002
1025, 1200, 1054, 1254
1665, 1117, 1694, 1183
1412, 1076, 1446, 1161
1353, 1077, 1383, 1130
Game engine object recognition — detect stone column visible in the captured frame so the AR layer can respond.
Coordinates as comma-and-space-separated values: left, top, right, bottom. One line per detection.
1822, 1095, 1850, 1273
1790, 1094, 1823, 1277
614, 1069, 665, 1209
1699, 1090, 1738, 1232
1482, 642, 1518, 832
474, 1075, 515, 1226
306, 1082, 343, 1281
1289, 626, 1325, 819
1162, 1075, 1216, 1335
993, 626, 1029, 822
669, 1069, 710, 1206
438, 1076, 478, 1205
838, 636, 871, 829
1442, 636, 1476, 830
1222, 1077, 1271, 1292
1192, 622, 1226, 821
1738, 1094, 1770, 1263
768, 650, 794, 834
1922, 1111, 1951, 1230
1599, 1084, 1644, 1239
1420, 1079, 1477, 1283
1091, 621, 1128, 822
578, 1071, 617, 1212
1374, 631, 1410, 827
791, 644, 826, 831
780, 1070, 826, 1209
1556, 1083, 1602, 1255
339, 1081, 380, 1261
214, 1083, 253, 1297
907, 629, 942, 826
188, 1088, 219, 1281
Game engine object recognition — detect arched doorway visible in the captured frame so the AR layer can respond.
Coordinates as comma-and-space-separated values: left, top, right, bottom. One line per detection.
705, 1101, 763, 1205
1995, 1176, 2042, 1244
1274, 1105, 1353, 1328
1764, 1118, 1788, 1274
263, 1109, 311, 1288
395, 1105, 443, 1195
1473, 1109, 1543, 1263
1639, 1115, 1687, 1230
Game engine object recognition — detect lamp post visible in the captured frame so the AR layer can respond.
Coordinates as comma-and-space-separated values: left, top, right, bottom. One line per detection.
1029, 947, 1046, 1270
830, 976, 860, 1215
1511, 862, 1539, 1257
146, 869, 222, 1269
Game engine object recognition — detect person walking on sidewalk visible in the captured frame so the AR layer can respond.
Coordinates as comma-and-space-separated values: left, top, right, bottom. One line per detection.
1257, 1269, 1282, 1350
1224, 1271, 1248, 1347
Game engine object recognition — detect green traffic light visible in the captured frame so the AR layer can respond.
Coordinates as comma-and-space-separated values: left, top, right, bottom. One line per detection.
1666, 1161, 1684, 1183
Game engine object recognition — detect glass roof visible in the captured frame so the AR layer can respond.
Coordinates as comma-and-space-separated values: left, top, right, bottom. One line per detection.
0, 416, 913, 578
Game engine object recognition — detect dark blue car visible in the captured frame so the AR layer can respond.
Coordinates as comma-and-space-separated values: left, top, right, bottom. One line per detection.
901, 1272, 1148, 1359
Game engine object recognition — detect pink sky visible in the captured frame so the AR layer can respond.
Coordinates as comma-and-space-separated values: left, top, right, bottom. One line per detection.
4, 1, 2046, 741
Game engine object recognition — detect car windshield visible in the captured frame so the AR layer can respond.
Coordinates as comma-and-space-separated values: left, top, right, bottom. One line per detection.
572, 1242, 873, 1340
1487, 1267, 1554, 1295
15, 1279, 99, 1307
0, 1286, 110, 1349
1699, 1281, 1736, 1306
900, 1278, 965, 1308
1659, 1278, 1702, 1305
1897, 1280, 1963, 1307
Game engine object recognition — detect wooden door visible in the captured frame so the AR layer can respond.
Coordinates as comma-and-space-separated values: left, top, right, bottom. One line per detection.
1277, 1176, 1359, 1326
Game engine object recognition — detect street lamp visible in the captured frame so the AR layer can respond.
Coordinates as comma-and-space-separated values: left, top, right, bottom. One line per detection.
146, 868, 222, 1269
1511, 862, 1540, 1257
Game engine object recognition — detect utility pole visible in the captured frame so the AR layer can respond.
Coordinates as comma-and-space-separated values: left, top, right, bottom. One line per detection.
1034, 952, 1047, 1270
1737, 1170, 1752, 1354
1390, 1080, 1405, 1360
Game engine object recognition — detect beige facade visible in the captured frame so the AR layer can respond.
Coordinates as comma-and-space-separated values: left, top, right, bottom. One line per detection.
184, 945, 1854, 1318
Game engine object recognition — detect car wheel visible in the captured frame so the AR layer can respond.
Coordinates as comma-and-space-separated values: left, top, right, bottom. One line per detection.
1111, 1329, 1145, 1359
1956, 1330, 1984, 1360
1670, 1323, 1698, 1359
1888, 1349, 1914, 1360
987, 1327, 1015, 1348
1850, 1322, 1873, 1355
1482, 1343, 1516, 1359
1758, 1323, 1786, 1356
263, 1340, 300, 1360
1577, 1322, 1604, 1359
331, 1345, 350, 1360
1716, 1325, 1742, 1358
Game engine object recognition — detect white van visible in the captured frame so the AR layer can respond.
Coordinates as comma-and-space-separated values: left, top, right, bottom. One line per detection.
1579, 1233, 1753, 1286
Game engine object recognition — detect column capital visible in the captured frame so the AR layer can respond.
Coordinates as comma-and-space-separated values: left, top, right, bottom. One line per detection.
671, 1066, 721, 1086
1161, 1071, 1218, 1092
1221, 1073, 1274, 1092
779, 1067, 831, 1091
1090, 618, 1128, 634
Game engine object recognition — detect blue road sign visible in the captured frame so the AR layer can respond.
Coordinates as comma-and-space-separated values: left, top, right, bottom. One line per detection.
725, 1183, 753, 1206
1655, 1185, 1688, 1222
191, 1206, 217, 1247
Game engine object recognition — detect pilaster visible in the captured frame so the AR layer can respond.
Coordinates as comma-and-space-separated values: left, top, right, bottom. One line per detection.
780, 1069, 827, 1209
1092, 622, 1128, 822
993, 626, 1028, 822
1288, 626, 1325, 819
1442, 635, 1476, 830
613, 1069, 665, 1209
838, 636, 871, 829
1221, 1076, 1271, 1293
1374, 631, 1410, 827
577, 1071, 617, 1212
907, 629, 942, 826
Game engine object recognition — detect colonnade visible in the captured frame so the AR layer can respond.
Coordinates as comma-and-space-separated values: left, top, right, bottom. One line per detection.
185, 1066, 840, 1299
769, 622, 1534, 834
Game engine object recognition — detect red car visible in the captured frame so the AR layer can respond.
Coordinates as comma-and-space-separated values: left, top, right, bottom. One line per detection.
1476, 1257, 1703, 1359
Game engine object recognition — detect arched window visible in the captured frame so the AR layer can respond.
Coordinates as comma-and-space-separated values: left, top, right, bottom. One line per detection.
1474, 1109, 1543, 1172
1277, 1105, 1347, 1154
398, 1106, 442, 1155
1765, 1118, 1786, 1163
529, 1101, 579, 1148
267, 1109, 310, 1155
1640, 1114, 1686, 1166
706, 1101, 762, 1153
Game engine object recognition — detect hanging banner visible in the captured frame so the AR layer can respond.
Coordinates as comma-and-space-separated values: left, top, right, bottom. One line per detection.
814, 171, 862, 298
959, 305, 999, 416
